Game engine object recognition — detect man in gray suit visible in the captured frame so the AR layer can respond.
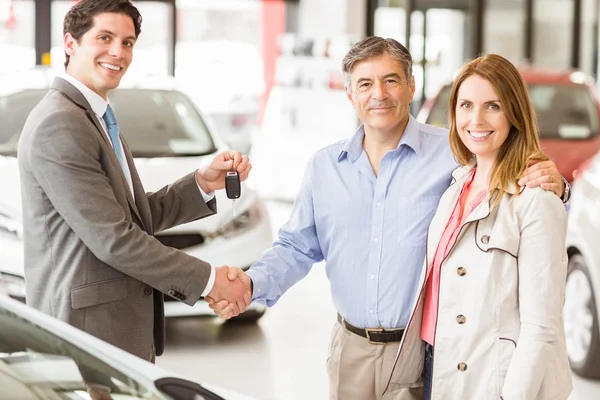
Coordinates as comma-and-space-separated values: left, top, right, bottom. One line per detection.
18, 0, 249, 362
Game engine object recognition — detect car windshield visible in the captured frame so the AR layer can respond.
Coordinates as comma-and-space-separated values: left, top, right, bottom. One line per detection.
0, 88, 216, 157
424, 83, 599, 140
0, 305, 168, 400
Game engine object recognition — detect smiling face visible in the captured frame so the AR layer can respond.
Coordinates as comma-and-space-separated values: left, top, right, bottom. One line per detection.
345, 52, 415, 136
455, 74, 511, 165
64, 12, 136, 100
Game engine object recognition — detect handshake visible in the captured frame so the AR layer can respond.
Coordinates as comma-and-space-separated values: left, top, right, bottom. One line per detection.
205, 266, 253, 319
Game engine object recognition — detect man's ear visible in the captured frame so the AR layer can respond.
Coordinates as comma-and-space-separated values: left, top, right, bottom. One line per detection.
345, 85, 355, 108
64, 32, 77, 57
408, 75, 416, 103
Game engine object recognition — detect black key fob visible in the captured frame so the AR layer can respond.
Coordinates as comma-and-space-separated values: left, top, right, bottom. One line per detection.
225, 171, 241, 199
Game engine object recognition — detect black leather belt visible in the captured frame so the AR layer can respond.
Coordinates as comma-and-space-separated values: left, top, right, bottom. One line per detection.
337, 314, 405, 344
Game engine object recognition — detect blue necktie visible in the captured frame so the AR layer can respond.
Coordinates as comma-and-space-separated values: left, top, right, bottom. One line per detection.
102, 105, 133, 190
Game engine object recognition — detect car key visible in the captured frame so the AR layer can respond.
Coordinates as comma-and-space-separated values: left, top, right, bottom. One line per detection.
225, 171, 241, 217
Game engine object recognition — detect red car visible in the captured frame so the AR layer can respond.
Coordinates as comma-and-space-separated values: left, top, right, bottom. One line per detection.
417, 68, 600, 182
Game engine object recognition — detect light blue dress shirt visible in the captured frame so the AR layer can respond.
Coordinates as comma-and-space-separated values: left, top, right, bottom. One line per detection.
247, 115, 458, 329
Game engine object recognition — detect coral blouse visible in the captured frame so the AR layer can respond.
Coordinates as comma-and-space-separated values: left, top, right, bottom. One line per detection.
421, 170, 488, 345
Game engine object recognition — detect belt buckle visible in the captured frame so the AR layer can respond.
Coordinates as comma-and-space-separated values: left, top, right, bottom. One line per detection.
365, 328, 385, 345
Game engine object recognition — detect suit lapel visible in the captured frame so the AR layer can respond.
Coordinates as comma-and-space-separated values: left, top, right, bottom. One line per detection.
52, 78, 111, 147
50, 78, 146, 228
121, 139, 152, 232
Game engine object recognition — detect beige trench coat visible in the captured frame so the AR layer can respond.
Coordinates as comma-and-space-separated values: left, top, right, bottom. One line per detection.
384, 163, 572, 400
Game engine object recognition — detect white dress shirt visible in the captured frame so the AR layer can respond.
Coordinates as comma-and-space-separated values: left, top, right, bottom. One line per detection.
58, 72, 216, 296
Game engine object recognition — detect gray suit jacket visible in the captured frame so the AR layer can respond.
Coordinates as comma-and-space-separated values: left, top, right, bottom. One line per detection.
18, 77, 215, 360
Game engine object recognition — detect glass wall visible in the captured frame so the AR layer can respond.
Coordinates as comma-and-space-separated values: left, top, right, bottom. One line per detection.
533, 0, 573, 69
0, 0, 35, 73
580, 0, 596, 75
175, 0, 265, 114
483, 0, 524, 65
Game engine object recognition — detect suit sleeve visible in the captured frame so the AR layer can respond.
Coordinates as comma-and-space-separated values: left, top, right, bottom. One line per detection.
501, 189, 568, 398
23, 110, 208, 305
120, 139, 217, 234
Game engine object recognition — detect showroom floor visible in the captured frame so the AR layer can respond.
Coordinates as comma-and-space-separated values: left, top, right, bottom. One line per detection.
157, 200, 600, 400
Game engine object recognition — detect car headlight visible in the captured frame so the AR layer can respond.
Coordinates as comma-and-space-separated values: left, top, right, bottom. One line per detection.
206, 200, 263, 239
0, 272, 26, 302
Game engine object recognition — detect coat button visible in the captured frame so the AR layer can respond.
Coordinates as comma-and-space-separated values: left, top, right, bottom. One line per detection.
457, 267, 467, 276
180, 294, 187, 301
167, 289, 175, 296
144, 287, 153, 296
481, 235, 490, 244
456, 315, 466, 324
457, 362, 468, 371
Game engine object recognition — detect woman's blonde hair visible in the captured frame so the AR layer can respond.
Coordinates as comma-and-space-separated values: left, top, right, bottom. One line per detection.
448, 54, 547, 204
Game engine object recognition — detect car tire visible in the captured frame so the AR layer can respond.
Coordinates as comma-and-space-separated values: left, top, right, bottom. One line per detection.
228, 307, 266, 323
564, 253, 600, 378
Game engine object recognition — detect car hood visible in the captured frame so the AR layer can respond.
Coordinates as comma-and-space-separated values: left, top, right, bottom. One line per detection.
0, 295, 258, 400
0, 154, 259, 234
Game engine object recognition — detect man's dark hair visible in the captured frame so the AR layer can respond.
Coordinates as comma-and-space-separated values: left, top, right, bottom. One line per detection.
63, 0, 142, 68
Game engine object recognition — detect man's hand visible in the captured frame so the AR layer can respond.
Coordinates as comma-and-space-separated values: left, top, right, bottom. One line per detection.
206, 266, 252, 318
195, 150, 251, 194
86, 384, 113, 400
206, 267, 253, 320
518, 159, 565, 197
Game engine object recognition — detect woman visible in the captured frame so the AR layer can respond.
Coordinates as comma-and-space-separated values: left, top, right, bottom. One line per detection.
390, 54, 572, 400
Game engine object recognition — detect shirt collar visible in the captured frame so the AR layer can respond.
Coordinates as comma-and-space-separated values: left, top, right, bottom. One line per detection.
58, 72, 109, 118
338, 125, 366, 163
400, 115, 421, 155
338, 114, 421, 163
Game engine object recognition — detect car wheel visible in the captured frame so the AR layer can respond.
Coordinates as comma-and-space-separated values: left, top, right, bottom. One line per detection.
228, 307, 266, 323
564, 253, 600, 378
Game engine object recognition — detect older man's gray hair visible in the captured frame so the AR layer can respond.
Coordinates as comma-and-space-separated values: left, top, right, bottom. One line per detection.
342, 36, 413, 89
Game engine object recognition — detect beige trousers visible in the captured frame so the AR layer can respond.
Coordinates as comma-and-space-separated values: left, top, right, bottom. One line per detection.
327, 322, 424, 400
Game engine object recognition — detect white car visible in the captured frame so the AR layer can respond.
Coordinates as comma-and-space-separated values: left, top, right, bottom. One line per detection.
564, 152, 600, 378
0, 293, 257, 400
0, 68, 272, 321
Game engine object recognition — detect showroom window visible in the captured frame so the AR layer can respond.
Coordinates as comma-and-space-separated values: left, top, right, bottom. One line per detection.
483, 0, 524, 65
533, 0, 573, 69
0, 0, 35, 73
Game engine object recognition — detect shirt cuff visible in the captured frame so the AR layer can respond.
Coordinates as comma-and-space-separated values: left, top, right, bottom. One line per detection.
196, 180, 215, 203
246, 269, 266, 302
201, 265, 216, 297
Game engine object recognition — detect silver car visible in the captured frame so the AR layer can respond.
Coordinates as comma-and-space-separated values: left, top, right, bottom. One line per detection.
0, 294, 257, 400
